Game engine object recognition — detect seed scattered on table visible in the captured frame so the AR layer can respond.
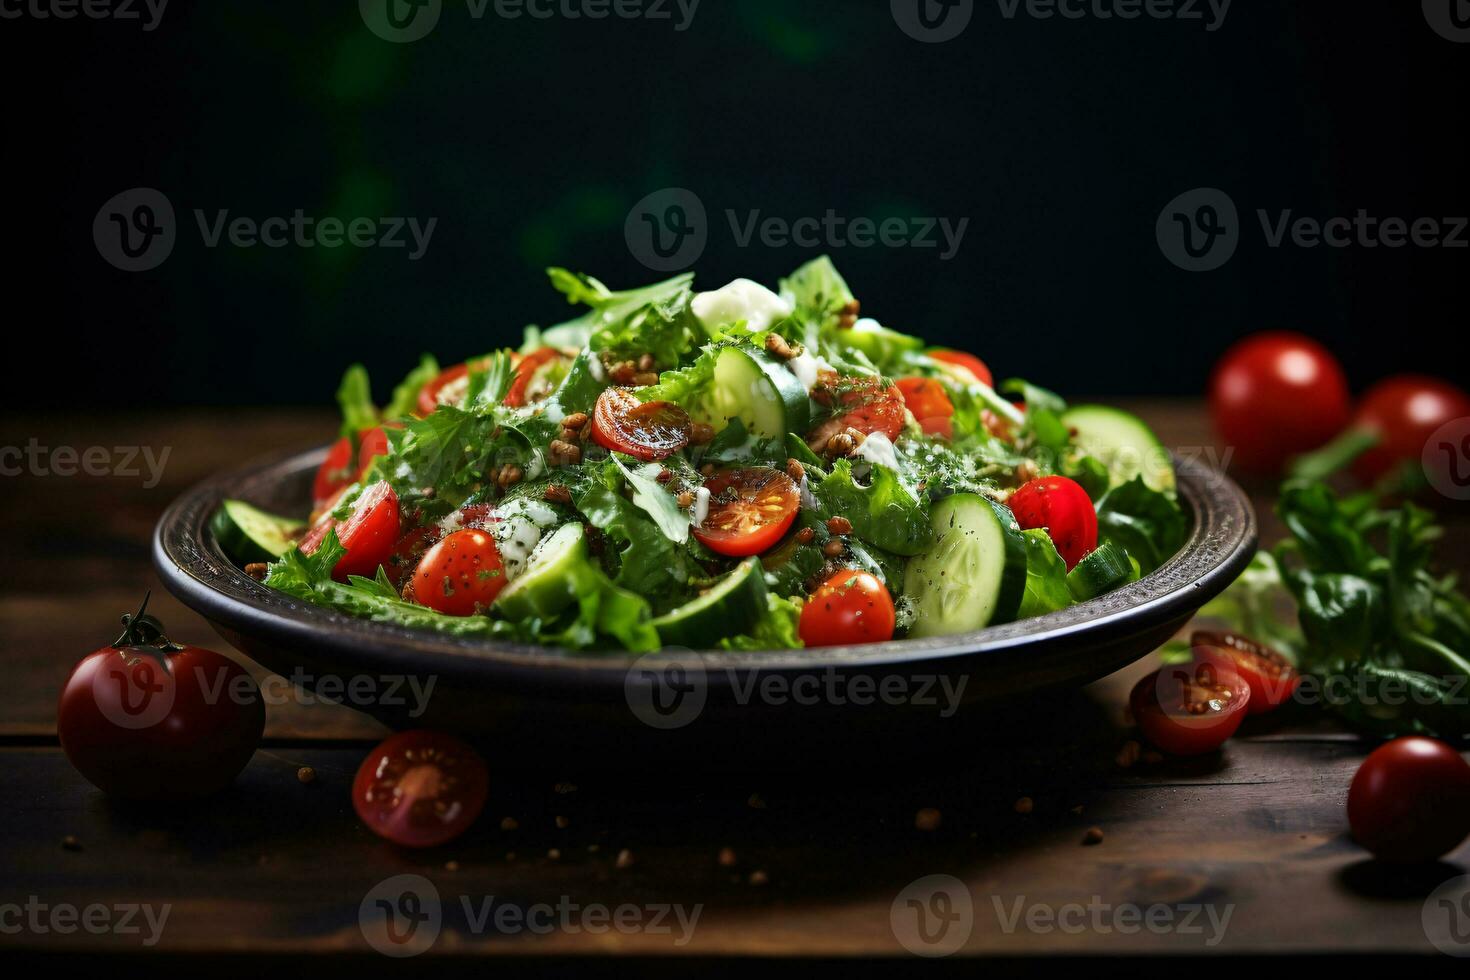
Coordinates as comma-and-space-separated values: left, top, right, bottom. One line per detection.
61, 835, 82, 852
444, 860, 460, 872
748, 870, 770, 886
615, 848, 635, 869
1083, 827, 1105, 846
296, 766, 316, 784
500, 816, 520, 832
718, 847, 737, 867
915, 807, 943, 832
547, 848, 562, 861
1014, 796, 1034, 815
555, 815, 570, 829
1116, 740, 1141, 769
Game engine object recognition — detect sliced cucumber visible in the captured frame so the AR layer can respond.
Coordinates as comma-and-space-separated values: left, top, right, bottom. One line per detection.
1066, 541, 1135, 601
211, 500, 306, 564
493, 523, 588, 621
904, 494, 1027, 638
691, 345, 809, 439
652, 559, 768, 647
1061, 405, 1176, 493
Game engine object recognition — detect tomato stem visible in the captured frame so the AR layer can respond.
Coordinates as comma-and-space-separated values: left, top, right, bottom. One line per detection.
113, 592, 183, 651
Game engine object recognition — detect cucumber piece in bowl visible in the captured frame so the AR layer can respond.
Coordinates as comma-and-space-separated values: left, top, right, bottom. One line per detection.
211, 500, 306, 564
1061, 405, 1175, 493
691, 345, 810, 439
651, 559, 768, 648
1066, 541, 1136, 602
493, 523, 589, 621
904, 494, 1027, 638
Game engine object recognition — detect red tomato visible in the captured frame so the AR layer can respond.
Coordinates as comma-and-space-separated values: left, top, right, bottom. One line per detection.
385, 524, 439, 589
692, 467, 801, 557
798, 569, 896, 647
505, 347, 567, 408
409, 528, 508, 616
302, 482, 401, 582
416, 358, 494, 416
591, 387, 692, 461
1349, 376, 1470, 484
1130, 656, 1252, 756
808, 377, 907, 450
312, 436, 357, 508
356, 423, 403, 474
353, 730, 490, 848
930, 349, 994, 388
1007, 476, 1098, 570
57, 597, 264, 799
1209, 332, 1351, 474
897, 377, 955, 438
1347, 737, 1470, 863
1191, 630, 1300, 714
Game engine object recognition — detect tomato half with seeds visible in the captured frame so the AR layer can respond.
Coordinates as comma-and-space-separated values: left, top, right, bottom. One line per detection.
808, 376, 907, 450
929, 349, 993, 388
301, 481, 401, 582
416, 357, 494, 416
409, 528, 508, 616
312, 436, 357, 508
897, 377, 955, 438
505, 346, 567, 408
1007, 476, 1098, 570
799, 569, 896, 647
591, 387, 691, 461
692, 467, 801, 557
1130, 655, 1252, 756
1191, 630, 1300, 714
352, 730, 489, 849
356, 423, 403, 474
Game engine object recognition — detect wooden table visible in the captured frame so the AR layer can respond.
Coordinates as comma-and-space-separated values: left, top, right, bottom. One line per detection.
3, 404, 1467, 970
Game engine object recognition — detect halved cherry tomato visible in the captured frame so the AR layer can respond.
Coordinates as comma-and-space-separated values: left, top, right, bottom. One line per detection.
591, 387, 691, 461
929, 349, 993, 388
301, 481, 401, 582
896, 377, 955, 438
1130, 655, 1252, 756
692, 467, 800, 557
409, 528, 508, 616
1191, 630, 1300, 714
799, 569, 896, 647
352, 730, 489, 848
808, 376, 907, 450
1007, 476, 1098, 570
356, 423, 403, 474
312, 436, 357, 508
1347, 736, 1470, 863
417, 358, 492, 416
505, 347, 567, 408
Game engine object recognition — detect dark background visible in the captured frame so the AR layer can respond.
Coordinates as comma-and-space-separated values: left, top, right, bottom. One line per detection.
4, 0, 1465, 407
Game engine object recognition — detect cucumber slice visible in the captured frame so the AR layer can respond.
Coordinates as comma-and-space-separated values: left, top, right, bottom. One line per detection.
211, 500, 306, 564
652, 559, 768, 647
493, 523, 588, 621
1061, 405, 1176, 493
692, 345, 809, 439
1066, 541, 1135, 601
904, 494, 1027, 638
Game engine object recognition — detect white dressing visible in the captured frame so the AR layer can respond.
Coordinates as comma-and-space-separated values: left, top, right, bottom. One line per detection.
691, 278, 793, 334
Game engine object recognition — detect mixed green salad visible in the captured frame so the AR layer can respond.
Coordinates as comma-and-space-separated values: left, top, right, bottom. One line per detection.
213, 258, 1188, 652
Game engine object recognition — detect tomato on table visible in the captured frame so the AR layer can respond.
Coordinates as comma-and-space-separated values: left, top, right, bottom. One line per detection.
1347, 736, 1470, 863
1349, 376, 1470, 484
799, 569, 896, 647
1209, 332, 1351, 474
692, 467, 801, 557
408, 528, 508, 615
301, 481, 401, 582
1007, 475, 1098, 570
929, 349, 993, 388
505, 346, 568, 408
353, 730, 490, 848
1130, 655, 1252, 756
896, 377, 955, 438
1191, 630, 1300, 714
591, 387, 692, 462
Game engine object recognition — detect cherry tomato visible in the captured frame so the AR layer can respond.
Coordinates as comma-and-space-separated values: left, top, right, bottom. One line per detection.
807, 377, 907, 451
312, 436, 357, 508
929, 349, 994, 388
591, 387, 691, 461
356, 423, 404, 474
1191, 630, 1300, 714
692, 467, 801, 557
416, 357, 495, 416
353, 730, 490, 848
385, 524, 439, 589
1007, 476, 1098, 570
57, 597, 264, 799
302, 481, 401, 582
1347, 737, 1470, 863
1130, 655, 1252, 756
505, 347, 567, 408
409, 528, 508, 616
1349, 376, 1470, 484
1209, 332, 1351, 474
799, 569, 897, 647
897, 377, 955, 438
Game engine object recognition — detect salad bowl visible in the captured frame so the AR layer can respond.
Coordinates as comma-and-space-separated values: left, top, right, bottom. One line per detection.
154, 444, 1255, 764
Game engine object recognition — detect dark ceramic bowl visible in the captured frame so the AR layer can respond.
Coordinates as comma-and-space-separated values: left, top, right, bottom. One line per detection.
153, 446, 1256, 767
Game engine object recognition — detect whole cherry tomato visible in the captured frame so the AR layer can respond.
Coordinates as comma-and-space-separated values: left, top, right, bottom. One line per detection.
1349, 376, 1470, 485
409, 528, 508, 616
57, 596, 265, 799
799, 569, 897, 647
1209, 332, 1351, 474
353, 730, 490, 848
1347, 736, 1470, 863
1007, 476, 1098, 570
1191, 630, 1300, 714
1130, 654, 1252, 756
692, 467, 801, 557
896, 377, 955, 438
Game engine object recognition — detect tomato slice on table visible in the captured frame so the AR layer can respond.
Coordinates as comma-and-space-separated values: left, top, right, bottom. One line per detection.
352, 730, 490, 848
591, 387, 692, 461
301, 481, 401, 582
1130, 655, 1252, 756
408, 528, 508, 616
896, 377, 956, 438
1007, 475, 1098, 570
929, 349, 993, 388
1191, 630, 1300, 714
692, 467, 800, 557
505, 346, 567, 408
799, 569, 896, 647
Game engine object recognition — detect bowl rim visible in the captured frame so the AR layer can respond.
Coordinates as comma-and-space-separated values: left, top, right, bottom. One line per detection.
153, 444, 1257, 685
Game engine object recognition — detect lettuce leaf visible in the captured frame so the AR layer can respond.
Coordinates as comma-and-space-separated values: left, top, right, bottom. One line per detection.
1017, 528, 1074, 619
1095, 477, 1188, 574
813, 459, 933, 557
719, 594, 804, 650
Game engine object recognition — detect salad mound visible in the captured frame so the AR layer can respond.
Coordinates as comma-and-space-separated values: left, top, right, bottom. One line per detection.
215, 258, 1188, 652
